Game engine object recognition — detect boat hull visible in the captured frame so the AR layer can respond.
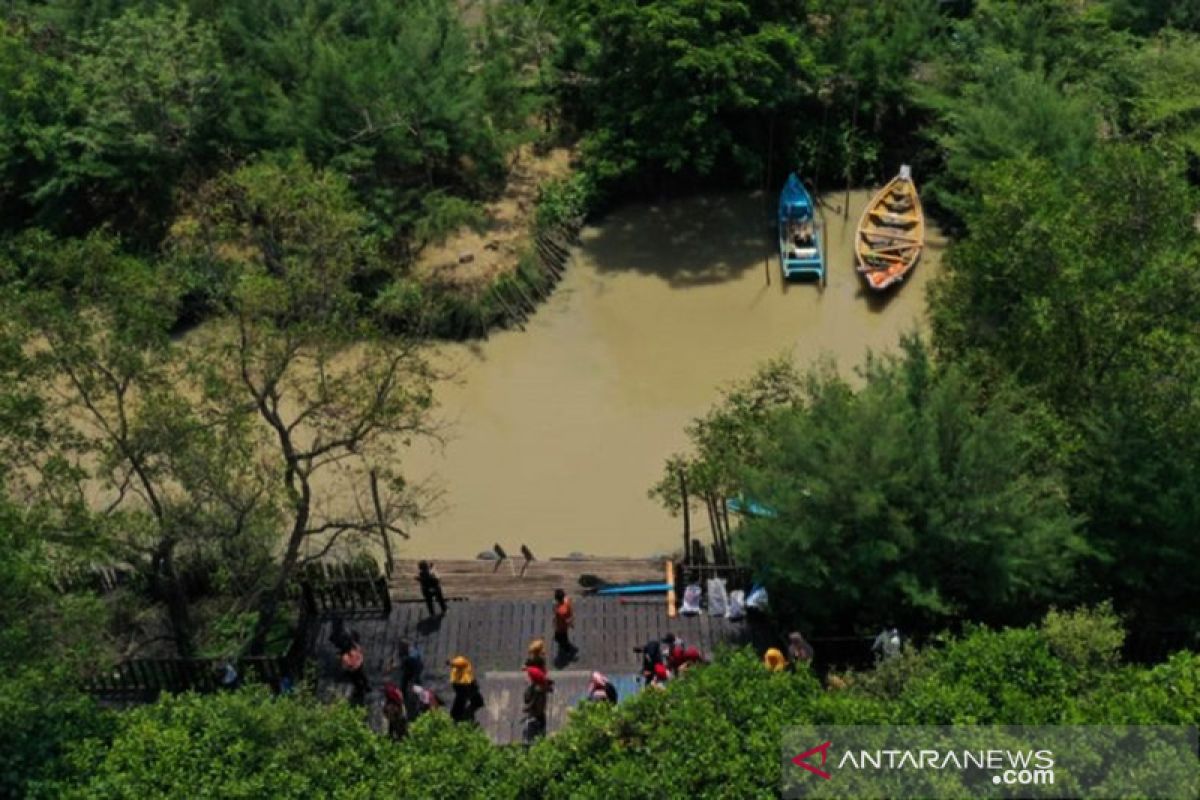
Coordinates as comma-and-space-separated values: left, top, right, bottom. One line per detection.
778, 173, 825, 284
855, 165, 925, 291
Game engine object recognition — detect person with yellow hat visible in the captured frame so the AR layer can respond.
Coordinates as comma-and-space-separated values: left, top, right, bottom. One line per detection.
763, 647, 788, 672
447, 655, 484, 723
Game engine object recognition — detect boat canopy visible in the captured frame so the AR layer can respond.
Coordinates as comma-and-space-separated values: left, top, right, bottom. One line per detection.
779, 174, 812, 220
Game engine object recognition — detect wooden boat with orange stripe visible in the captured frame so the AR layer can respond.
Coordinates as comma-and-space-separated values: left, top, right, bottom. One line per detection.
855, 165, 924, 291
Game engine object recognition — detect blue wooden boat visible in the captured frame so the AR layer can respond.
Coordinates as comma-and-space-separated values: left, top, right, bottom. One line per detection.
778, 174, 825, 284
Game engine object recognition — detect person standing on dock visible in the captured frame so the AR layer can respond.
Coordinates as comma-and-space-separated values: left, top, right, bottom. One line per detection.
448, 656, 484, 723
639, 637, 664, 685
525, 638, 548, 671
787, 631, 815, 671
587, 671, 618, 703
552, 589, 578, 664
339, 640, 370, 703
417, 561, 448, 617
522, 665, 553, 744
382, 681, 408, 740
387, 639, 424, 696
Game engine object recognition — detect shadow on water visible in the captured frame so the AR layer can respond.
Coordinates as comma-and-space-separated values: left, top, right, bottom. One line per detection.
858, 274, 907, 314
582, 193, 774, 288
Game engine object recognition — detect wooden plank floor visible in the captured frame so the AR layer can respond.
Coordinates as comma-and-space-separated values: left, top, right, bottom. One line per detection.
312, 596, 759, 742
389, 557, 667, 601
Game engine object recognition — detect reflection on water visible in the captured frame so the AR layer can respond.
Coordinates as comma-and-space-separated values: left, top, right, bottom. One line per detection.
405, 189, 945, 558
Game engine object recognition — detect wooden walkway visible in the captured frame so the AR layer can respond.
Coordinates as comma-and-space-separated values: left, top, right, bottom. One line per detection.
312, 595, 760, 743
388, 557, 667, 601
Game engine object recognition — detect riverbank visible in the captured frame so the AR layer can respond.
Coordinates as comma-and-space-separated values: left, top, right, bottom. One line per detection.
402, 187, 947, 559
393, 146, 585, 339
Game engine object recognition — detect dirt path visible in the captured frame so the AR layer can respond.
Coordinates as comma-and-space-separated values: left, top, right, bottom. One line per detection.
414, 145, 572, 288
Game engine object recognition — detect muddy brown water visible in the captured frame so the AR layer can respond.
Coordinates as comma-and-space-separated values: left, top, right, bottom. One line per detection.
403, 189, 946, 559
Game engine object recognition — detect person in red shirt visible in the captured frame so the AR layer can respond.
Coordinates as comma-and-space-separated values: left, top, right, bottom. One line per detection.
522, 665, 554, 743
552, 588, 578, 664
339, 641, 369, 703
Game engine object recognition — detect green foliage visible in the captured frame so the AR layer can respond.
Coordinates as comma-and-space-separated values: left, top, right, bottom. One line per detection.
555, 0, 939, 192
207, 0, 510, 247
0, 7, 227, 240
553, 0, 813, 187
389, 713, 513, 798
928, 0, 1125, 83
534, 173, 593, 229
48, 7, 225, 236
0, 500, 113, 799
651, 355, 804, 513
929, 145, 1200, 631
1115, 31, 1200, 162
1040, 602, 1125, 673
413, 192, 488, 252
1104, 0, 1200, 35
665, 340, 1084, 633
2, 0, 537, 257
0, 230, 285, 657
2, 668, 113, 800
169, 154, 381, 325
921, 57, 1098, 219
57, 689, 397, 798
0, 18, 75, 227
50, 613, 1200, 798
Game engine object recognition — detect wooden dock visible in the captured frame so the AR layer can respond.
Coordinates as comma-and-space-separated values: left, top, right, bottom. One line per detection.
312, 594, 760, 743
388, 557, 667, 601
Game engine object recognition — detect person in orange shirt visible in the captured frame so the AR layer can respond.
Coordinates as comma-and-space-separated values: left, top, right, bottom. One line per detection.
552, 588, 578, 664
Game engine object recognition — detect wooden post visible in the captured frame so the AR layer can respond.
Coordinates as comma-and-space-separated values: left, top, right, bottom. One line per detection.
666, 559, 677, 618
704, 494, 720, 560
301, 581, 317, 618
764, 113, 774, 290
844, 83, 858, 222
679, 469, 691, 566
377, 576, 392, 616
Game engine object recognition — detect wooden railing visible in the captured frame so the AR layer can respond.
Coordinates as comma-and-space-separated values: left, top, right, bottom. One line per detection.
81, 558, 392, 701
298, 575, 392, 617
85, 612, 311, 701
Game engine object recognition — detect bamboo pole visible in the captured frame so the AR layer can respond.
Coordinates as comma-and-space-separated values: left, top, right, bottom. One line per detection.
666, 559, 677, 618
679, 469, 692, 567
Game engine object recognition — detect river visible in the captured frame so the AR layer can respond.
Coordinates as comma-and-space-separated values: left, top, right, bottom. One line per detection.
405, 189, 945, 559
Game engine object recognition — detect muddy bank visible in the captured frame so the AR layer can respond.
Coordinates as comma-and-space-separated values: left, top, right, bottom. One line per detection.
403, 188, 946, 559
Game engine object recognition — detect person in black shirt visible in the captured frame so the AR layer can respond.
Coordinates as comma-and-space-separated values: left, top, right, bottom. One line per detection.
416, 561, 448, 617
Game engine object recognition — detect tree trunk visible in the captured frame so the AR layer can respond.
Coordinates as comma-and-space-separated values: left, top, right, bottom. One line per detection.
153, 540, 195, 658
250, 506, 309, 655
370, 470, 395, 578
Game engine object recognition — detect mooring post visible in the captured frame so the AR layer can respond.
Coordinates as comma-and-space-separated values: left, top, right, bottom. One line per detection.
679, 469, 691, 567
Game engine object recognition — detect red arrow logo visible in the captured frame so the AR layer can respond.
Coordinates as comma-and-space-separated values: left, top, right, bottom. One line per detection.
792, 740, 833, 780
